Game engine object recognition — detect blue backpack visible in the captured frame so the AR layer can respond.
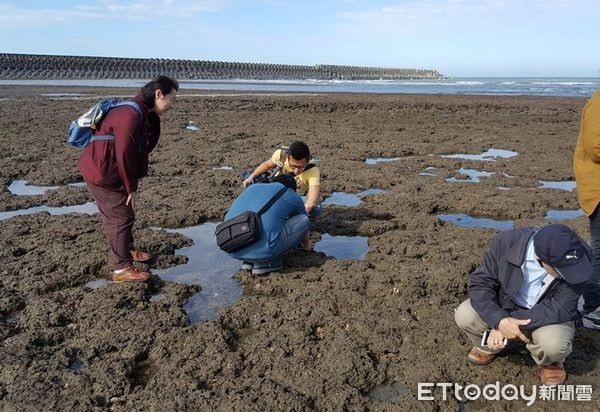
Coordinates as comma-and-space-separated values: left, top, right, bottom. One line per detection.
67, 99, 142, 148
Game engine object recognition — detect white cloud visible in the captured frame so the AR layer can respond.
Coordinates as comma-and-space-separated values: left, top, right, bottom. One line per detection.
0, 0, 224, 28
337, 0, 600, 38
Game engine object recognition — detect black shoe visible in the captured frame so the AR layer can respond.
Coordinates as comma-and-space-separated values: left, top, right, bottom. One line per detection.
252, 262, 283, 276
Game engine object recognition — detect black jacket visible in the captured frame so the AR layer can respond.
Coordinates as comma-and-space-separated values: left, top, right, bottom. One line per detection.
468, 227, 585, 331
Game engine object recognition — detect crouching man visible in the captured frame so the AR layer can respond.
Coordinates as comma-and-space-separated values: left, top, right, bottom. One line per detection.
455, 224, 591, 385
225, 174, 311, 276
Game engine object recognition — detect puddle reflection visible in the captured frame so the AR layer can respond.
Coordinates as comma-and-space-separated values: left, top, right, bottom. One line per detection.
438, 214, 514, 231
314, 234, 369, 260
419, 166, 437, 176
149, 293, 166, 303
0, 202, 98, 221
538, 180, 576, 191
365, 157, 405, 165
446, 168, 494, 183
84, 278, 112, 289
323, 188, 386, 207
153, 223, 242, 324
544, 209, 584, 221
8, 180, 59, 195
441, 148, 519, 161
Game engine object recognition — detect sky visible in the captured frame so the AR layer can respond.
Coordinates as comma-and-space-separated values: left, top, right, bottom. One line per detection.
1, 0, 599, 77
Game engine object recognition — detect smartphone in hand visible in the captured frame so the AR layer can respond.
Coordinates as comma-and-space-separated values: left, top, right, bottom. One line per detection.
481, 330, 508, 347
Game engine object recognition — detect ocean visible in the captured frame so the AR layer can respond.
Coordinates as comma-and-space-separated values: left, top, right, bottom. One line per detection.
1, 77, 599, 97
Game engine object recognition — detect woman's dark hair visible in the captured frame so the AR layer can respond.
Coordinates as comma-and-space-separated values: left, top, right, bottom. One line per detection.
289, 140, 310, 161
138, 75, 179, 108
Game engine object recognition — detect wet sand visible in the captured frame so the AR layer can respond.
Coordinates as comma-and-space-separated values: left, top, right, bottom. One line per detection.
0, 85, 599, 410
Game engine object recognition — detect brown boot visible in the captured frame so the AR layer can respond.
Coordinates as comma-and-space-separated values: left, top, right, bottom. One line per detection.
540, 363, 566, 385
113, 266, 151, 283
467, 347, 497, 365
130, 249, 151, 262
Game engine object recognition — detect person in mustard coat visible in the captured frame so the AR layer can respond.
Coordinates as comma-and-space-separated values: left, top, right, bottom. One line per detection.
573, 89, 600, 324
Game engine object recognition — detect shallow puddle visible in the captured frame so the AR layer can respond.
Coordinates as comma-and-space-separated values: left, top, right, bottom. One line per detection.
323, 189, 386, 207
8, 180, 87, 196
544, 209, 584, 221
68, 359, 86, 373
446, 168, 494, 183
419, 166, 437, 176
313, 234, 369, 260
437, 213, 514, 231
153, 223, 242, 324
0, 202, 98, 221
84, 278, 112, 289
538, 180, 576, 191
441, 148, 519, 161
368, 382, 411, 402
365, 157, 405, 165
40, 93, 88, 97
149, 294, 166, 303
184, 121, 200, 131
8, 180, 59, 195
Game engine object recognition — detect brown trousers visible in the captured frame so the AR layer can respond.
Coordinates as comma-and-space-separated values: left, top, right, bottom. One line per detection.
86, 182, 134, 270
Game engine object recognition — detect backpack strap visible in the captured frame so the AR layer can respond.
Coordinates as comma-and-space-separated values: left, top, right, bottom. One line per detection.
270, 146, 289, 178
257, 186, 288, 216
89, 101, 143, 144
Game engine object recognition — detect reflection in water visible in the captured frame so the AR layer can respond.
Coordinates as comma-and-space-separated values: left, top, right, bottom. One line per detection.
8, 180, 86, 195
365, 157, 405, 165
446, 168, 494, 183
438, 214, 514, 231
441, 148, 519, 161
544, 209, 585, 221
68, 359, 86, 373
419, 166, 437, 176
323, 189, 387, 207
538, 180, 576, 191
149, 294, 166, 302
314, 234, 369, 260
84, 278, 112, 289
185, 121, 200, 131
8, 180, 59, 195
153, 223, 242, 324
0, 202, 98, 221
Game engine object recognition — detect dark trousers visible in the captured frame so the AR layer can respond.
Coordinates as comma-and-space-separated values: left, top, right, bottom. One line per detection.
86, 182, 134, 270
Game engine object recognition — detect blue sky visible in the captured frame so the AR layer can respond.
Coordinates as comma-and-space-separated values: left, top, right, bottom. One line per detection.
1, 0, 599, 77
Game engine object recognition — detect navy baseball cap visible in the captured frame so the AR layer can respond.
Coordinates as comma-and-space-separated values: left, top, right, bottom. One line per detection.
534, 224, 592, 284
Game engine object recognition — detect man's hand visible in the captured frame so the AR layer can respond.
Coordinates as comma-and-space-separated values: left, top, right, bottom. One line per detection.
126, 192, 136, 211
242, 176, 253, 188
488, 329, 507, 351
304, 202, 315, 214
498, 317, 531, 343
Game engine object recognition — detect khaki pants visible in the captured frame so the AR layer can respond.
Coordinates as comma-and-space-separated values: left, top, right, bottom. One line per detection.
455, 299, 574, 366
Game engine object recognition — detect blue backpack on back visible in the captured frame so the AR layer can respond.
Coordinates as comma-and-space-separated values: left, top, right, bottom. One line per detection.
67, 99, 142, 148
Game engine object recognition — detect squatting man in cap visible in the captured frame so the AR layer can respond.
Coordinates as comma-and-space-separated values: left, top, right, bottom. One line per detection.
455, 224, 592, 385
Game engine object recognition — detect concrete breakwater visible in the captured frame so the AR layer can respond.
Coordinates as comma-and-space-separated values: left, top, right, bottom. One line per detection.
0, 53, 444, 81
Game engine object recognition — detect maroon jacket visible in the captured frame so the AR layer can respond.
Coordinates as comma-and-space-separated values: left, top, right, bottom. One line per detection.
78, 96, 160, 194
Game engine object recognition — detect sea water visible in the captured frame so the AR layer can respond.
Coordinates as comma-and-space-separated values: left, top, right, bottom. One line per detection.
3, 77, 599, 97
